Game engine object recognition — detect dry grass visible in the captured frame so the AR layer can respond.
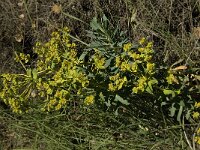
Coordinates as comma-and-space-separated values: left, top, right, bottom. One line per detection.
0, 0, 199, 73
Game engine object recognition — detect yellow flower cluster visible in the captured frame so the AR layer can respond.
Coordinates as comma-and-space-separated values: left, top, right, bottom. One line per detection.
193, 112, 200, 119
123, 43, 132, 52
15, 53, 30, 63
34, 32, 61, 71
193, 102, 200, 119
195, 102, 200, 108
195, 128, 200, 145
109, 39, 155, 94
139, 37, 146, 45
0, 27, 91, 113
0, 73, 31, 113
84, 95, 95, 105
33, 28, 90, 111
115, 56, 138, 73
45, 89, 68, 111
108, 73, 127, 91
92, 52, 106, 70
166, 70, 179, 84
132, 76, 148, 93
121, 41, 154, 72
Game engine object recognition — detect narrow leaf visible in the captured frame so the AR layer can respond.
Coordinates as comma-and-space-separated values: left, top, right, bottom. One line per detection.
163, 89, 175, 97
104, 57, 113, 68
169, 103, 176, 117
177, 105, 183, 122
185, 110, 191, 120
27, 69, 32, 77
114, 108, 119, 116
79, 51, 88, 61
161, 102, 167, 106
90, 17, 100, 30
32, 69, 37, 80
114, 95, 130, 105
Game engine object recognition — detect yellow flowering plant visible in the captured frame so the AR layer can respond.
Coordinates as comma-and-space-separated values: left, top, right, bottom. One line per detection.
0, 27, 92, 113
0, 14, 199, 147
0, 15, 199, 145
82, 15, 160, 111
83, 15, 200, 125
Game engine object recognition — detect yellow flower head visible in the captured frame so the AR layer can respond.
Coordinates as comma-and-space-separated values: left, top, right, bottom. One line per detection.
108, 83, 116, 91
146, 63, 155, 73
132, 87, 138, 94
109, 73, 120, 81
195, 136, 200, 145
115, 56, 121, 67
132, 76, 148, 94
193, 111, 200, 119
138, 76, 147, 85
146, 42, 153, 49
139, 38, 145, 45
131, 62, 138, 72
123, 43, 132, 52
129, 52, 140, 60
144, 55, 152, 62
93, 54, 105, 70
166, 73, 179, 84
120, 61, 131, 71
197, 128, 200, 134
84, 95, 95, 105
138, 48, 145, 53
195, 102, 200, 108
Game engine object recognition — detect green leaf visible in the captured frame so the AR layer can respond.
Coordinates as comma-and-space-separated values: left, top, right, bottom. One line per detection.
179, 100, 185, 107
185, 110, 191, 120
163, 89, 175, 97
177, 105, 183, 122
118, 38, 128, 46
171, 59, 184, 68
161, 101, 167, 106
146, 79, 158, 94
114, 94, 130, 105
102, 14, 108, 29
163, 89, 173, 95
175, 90, 181, 95
176, 100, 185, 122
113, 26, 119, 37
169, 103, 176, 117
27, 69, 32, 77
90, 41, 102, 48
146, 86, 153, 94
112, 101, 117, 106
149, 79, 158, 85
79, 51, 88, 61
104, 57, 113, 68
90, 17, 100, 30
32, 69, 37, 80
114, 108, 119, 116
102, 14, 108, 22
